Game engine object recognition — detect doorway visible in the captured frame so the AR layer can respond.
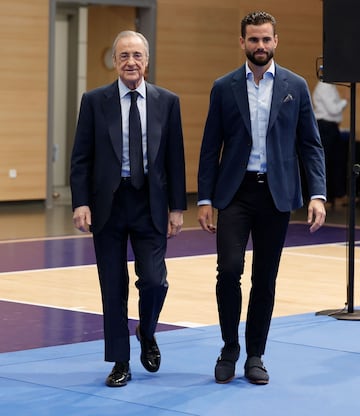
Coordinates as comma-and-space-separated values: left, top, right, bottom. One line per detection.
47, 0, 157, 207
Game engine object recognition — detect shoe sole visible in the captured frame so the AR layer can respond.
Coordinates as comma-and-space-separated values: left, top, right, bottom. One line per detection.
246, 377, 269, 385
215, 375, 235, 384
105, 373, 132, 387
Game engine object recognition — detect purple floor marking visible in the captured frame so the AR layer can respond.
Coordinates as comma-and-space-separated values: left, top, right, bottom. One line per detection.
0, 301, 183, 353
0, 223, 358, 273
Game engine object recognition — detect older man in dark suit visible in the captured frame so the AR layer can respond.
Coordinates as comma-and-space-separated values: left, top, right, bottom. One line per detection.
197, 11, 326, 385
70, 30, 186, 387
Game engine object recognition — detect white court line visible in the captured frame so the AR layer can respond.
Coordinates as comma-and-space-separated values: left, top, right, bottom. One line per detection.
0, 298, 205, 327
0, 234, 91, 244
283, 250, 360, 262
0, 297, 101, 314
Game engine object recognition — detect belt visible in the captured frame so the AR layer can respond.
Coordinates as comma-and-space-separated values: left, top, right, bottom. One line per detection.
120, 176, 148, 187
244, 171, 267, 184
120, 176, 132, 184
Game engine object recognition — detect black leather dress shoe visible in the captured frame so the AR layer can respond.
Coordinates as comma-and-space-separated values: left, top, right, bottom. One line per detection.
214, 344, 240, 384
105, 361, 131, 387
136, 325, 161, 372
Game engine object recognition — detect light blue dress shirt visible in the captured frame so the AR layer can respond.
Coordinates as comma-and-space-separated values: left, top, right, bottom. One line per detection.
245, 60, 274, 173
198, 62, 274, 206
198, 60, 325, 205
118, 78, 147, 177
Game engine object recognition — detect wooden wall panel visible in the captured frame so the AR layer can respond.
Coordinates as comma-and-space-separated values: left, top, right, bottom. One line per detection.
0, 0, 48, 201
258, 1, 323, 91
87, 6, 136, 90
156, 0, 329, 193
156, 1, 241, 192
0, 0, 355, 200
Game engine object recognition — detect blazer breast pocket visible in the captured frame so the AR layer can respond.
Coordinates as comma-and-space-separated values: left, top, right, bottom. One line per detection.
283, 93, 294, 103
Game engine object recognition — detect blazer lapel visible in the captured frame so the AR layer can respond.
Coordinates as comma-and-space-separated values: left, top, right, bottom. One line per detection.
231, 66, 252, 137
267, 65, 289, 133
102, 81, 123, 163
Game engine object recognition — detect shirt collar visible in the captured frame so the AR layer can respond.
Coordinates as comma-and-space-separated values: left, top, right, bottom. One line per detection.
245, 60, 275, 80
118, 78, 146, 99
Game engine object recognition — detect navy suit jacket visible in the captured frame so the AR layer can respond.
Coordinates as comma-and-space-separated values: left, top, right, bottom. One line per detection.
198, 63, 326, 212
70, 81, 187, 235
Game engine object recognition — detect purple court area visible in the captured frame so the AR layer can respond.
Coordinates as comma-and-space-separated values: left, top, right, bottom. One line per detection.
0, 223, 358, 273
0, 223, 358, 353
0, 300, 182, 353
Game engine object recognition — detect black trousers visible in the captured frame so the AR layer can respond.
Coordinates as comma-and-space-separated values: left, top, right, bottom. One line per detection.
216, 173, 290, 357
93, 180, 168, 362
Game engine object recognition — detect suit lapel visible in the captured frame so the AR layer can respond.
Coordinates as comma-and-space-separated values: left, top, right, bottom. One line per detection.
102, 81, 123, 163
231, 67, 252, 137
268, 65, 288, 133
145, 83, 162, 165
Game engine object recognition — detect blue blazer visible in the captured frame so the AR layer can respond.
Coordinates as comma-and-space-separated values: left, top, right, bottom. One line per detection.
198, 63, 326, 212
70, 81, 187, 234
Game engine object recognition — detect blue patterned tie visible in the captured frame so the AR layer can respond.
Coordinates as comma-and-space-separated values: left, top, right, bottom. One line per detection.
129, 91, 144, 189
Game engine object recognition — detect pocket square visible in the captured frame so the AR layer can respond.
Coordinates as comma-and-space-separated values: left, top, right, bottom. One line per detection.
283, 94, 294, 102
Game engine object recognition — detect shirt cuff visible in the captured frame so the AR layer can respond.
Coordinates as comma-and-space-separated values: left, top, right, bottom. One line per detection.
197, 199, 212, 206
311, 195, 327, 202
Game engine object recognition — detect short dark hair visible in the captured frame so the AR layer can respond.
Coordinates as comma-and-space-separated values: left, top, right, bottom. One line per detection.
241, 11, 277, 38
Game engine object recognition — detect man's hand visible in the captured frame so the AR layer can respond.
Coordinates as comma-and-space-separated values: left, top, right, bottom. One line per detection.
167, 210, 183, 238
198, 205, 216, 233
307, 199, 326, 233
73, 205, 92, 232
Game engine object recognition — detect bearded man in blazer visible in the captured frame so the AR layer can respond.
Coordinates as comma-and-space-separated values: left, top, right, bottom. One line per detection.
70, 31, 186, 387
197, 12, 326, 385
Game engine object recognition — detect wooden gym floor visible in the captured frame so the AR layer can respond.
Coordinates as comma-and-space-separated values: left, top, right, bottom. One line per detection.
0, 188, 359, 334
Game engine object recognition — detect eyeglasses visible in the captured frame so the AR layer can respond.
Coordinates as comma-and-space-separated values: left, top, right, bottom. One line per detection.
117, 52, 145, 62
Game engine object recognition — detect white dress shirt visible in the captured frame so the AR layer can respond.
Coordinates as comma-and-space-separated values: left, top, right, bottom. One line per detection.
312, 81, 347, 123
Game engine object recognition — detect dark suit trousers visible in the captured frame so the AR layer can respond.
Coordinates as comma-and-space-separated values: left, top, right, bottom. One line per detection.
93, 180, 168, 363
216, 173, 290, 357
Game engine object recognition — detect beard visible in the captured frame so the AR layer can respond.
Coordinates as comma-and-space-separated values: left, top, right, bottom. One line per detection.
246, 50, 274, 67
